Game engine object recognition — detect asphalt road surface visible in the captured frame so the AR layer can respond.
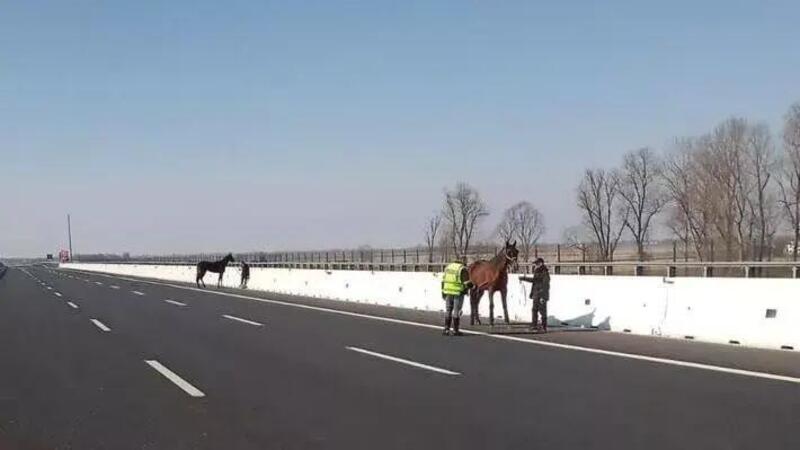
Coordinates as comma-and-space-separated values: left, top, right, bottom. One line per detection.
0, 265, 799, 450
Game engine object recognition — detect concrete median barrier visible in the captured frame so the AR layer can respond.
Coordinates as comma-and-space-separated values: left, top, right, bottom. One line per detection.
61, 262, 799, 352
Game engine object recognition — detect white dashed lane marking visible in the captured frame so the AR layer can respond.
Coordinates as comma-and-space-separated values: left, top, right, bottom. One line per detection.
90, 319, 111, 332
164, 299, 187, 307
145, 360, 205, 398
346, 346, 461, 376
222, 314, 263, 327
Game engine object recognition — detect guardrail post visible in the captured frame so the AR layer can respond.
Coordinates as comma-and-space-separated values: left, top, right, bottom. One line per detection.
744, 266, 753, 278
668, 266, 676, 278
604, 265, 613, 276
794, 266, 800, 278
635, 265, 643, 276
554, 265, 561, 275
578, 265, 586, 275
704, 266, 713, 277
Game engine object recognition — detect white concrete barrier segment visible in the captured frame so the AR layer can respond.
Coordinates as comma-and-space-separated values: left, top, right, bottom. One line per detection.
61, 262, 800, 351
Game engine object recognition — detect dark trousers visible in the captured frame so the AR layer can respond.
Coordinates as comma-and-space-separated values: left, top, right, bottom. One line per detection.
444, 295, 464, 320
532, 296, 547, 329
443, 295, 464, 330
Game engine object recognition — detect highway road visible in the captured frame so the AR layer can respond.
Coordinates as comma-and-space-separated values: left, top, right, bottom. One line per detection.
0, 266, 799, 450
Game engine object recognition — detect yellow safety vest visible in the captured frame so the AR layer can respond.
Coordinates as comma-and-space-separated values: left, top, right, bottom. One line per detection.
442, 262, 466, 295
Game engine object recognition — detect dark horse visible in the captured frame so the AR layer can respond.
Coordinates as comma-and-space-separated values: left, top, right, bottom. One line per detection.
468, 241, 519, 326
196, 253, 234, 288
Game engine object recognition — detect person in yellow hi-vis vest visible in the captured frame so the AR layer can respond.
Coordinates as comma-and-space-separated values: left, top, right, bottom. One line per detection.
441, 258, 473, 336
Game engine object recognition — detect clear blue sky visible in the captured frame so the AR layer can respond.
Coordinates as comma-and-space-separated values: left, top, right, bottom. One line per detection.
2, 1, 799, 257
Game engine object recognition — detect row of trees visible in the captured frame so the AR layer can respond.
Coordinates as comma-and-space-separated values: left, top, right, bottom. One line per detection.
422, 101, 800, 263
575, 101, 800, 262
423, 183, 545, 262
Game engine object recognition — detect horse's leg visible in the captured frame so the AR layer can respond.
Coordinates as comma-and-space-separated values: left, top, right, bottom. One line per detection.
469, 288, 476, 325
470, 288, 482, 325
218, 271, 223, 288
501, 287, 510, 324
488, 289, 495, 327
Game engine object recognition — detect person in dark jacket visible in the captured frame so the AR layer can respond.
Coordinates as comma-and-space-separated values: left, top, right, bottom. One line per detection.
519, 257, 550, 332
240, 261, 250, 289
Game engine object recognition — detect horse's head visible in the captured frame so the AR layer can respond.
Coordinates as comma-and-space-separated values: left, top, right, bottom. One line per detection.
503, 240, 519, 270
225, 253, 235, 263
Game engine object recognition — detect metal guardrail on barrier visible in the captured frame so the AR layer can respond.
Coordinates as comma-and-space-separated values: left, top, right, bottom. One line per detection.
67, 259, 800, 278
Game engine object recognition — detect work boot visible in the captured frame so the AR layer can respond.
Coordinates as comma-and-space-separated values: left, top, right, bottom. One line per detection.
452, 318, 463, 336
443, 316, 452, 335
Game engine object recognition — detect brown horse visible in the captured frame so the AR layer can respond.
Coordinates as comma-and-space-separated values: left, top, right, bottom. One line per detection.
468, 241, 519, 326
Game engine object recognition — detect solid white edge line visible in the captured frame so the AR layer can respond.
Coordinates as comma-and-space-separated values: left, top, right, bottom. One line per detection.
90, 319, 111, 332
64, 269, 800, 385
165, 299, 187, 307
222, 314, 263, 327
145, 360, 205, 398
110, 285, 120, 289
54, 292, 62, 297
67, 302, 79, 309
132, 290, 145, 296
347, 346, 460, 375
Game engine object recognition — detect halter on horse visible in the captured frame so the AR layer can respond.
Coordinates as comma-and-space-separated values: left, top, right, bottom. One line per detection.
467, 241, 519, 326
196, 253, 234, 288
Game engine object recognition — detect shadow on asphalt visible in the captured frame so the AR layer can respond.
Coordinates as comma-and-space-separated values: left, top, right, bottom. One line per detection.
480, 325, 600, 336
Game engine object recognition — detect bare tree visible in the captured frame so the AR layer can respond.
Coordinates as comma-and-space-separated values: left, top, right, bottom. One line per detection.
495, 208, 519, 244
662, 139, 715, 261
617, 147, 667, 260
423, 214, 442, 263
746, 124, 778, 261
438, 229, 453, 262
665, 206, 691, 261
576, 168, 629, 261
778, 102, 800, 261
510, 201, 545, 262
706, 118, 752, 260
562, 225, 593, 262
441, 182, 489, 260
